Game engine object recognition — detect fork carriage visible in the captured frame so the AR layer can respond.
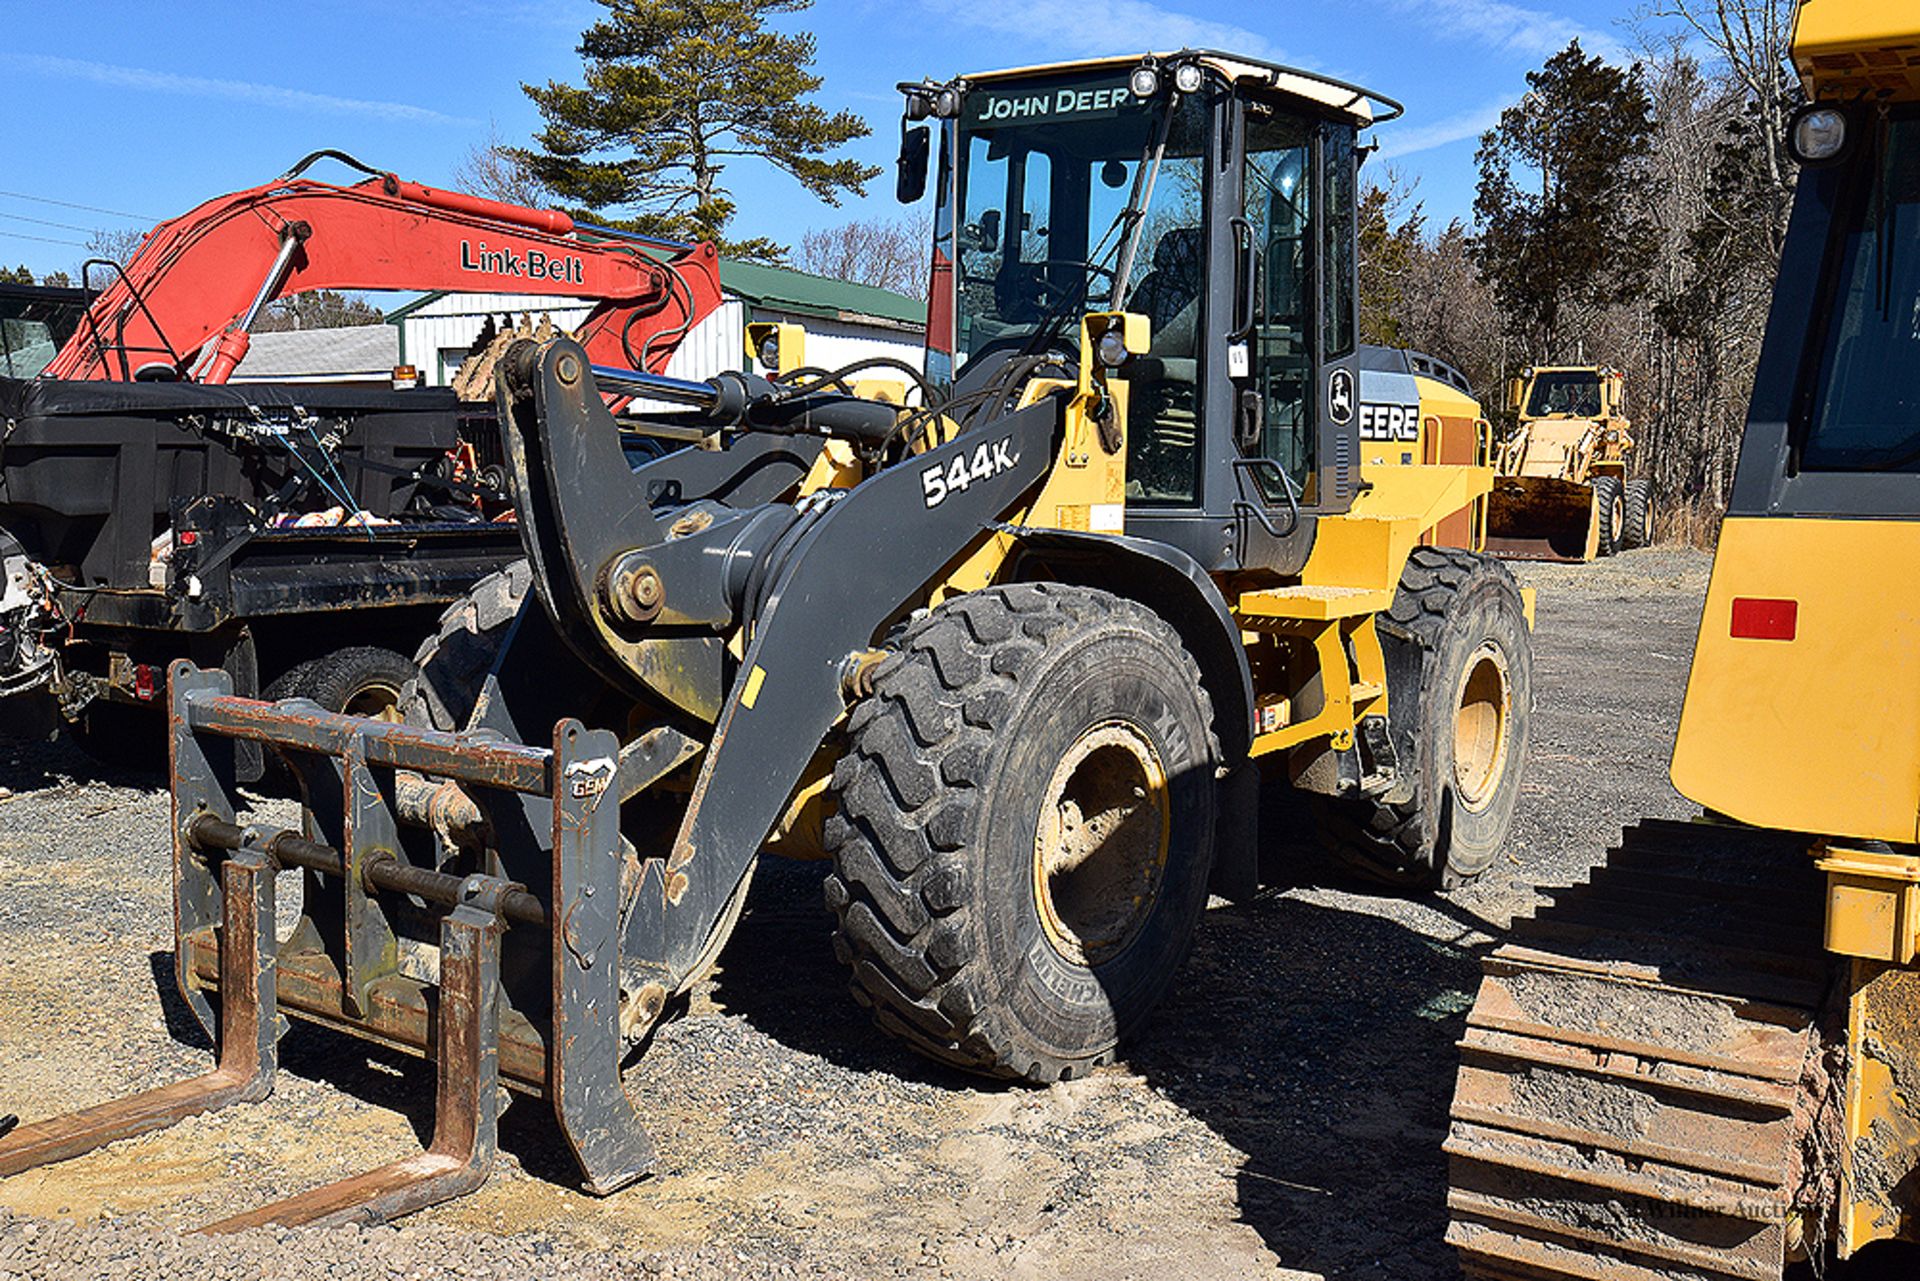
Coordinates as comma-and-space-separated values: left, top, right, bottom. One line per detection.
0, 661, 669, 1229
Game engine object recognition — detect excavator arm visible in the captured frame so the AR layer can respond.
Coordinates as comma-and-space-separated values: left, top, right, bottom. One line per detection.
46, 150, 724, 385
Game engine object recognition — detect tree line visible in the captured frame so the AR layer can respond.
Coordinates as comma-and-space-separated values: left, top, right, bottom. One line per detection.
1363, 0, 1798, 536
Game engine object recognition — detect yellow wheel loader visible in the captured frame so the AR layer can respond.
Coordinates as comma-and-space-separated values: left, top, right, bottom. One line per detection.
1446, 3, 1920, 1276
0, 51, 1534, 1228
1487, 364, 1651, 561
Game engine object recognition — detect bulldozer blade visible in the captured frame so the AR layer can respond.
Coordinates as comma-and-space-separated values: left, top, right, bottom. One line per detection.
0, 848, 279, 1178
198, 900, 503, 1233
1484, 477, 1598, 562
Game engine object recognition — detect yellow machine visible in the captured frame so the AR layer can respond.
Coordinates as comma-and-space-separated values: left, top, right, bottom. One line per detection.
1446, 3, 1920, 1275
0, 51, 1537, 1227
1486, 364, 1650, 560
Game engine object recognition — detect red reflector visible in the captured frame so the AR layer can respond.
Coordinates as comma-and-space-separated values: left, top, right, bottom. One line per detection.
134, 664, 156, 700
177, 530, 198, 546
1730, 597, 1797, 641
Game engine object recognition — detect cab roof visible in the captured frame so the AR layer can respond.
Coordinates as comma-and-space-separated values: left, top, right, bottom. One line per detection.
959, 50, 1402, 127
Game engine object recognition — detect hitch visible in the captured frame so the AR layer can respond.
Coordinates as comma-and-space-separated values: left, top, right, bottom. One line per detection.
0, 661, 658, 1228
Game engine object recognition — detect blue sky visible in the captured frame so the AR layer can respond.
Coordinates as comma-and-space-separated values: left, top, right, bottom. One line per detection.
0, 0, 1662, 283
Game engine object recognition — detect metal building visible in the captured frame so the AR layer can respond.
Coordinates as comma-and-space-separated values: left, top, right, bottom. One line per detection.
387, 258, 926, 389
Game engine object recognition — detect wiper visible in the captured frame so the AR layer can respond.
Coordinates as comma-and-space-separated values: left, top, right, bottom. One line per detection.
1016, 101, 1177, 362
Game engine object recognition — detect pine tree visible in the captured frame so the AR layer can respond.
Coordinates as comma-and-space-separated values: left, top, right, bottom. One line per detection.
516, 0, 880, 261
1471, 41, 1657, 359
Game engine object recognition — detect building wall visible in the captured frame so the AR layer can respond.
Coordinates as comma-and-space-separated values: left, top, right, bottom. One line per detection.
397, 293, 923, 392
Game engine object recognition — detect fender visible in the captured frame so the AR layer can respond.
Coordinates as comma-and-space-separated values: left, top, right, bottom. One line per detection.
1004, 528, 1255, 762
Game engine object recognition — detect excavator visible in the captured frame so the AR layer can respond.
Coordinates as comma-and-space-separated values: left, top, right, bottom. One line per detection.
48, 148, 723, 385
2, 51, 1535, 1229
1445, 2, 1920, 1276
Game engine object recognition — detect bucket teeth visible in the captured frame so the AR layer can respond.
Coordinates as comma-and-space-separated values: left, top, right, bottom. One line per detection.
1445, 819, 1836, 1281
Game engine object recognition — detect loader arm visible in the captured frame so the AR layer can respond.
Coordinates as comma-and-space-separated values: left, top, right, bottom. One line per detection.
499, 338, 1064, 993
46, 150, 723, 384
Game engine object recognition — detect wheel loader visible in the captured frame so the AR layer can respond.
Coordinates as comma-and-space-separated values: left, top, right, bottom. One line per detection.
0, 50, 1535, 1227
1445, 3, 1920, 1277
1485, 364, 1652, 561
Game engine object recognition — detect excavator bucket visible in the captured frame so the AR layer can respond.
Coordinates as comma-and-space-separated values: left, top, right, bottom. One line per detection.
0, 662, 670, 1228
1484, 477, 1601, 562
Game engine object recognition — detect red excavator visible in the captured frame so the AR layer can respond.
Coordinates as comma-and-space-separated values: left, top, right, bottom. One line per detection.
48, 149, 724, 385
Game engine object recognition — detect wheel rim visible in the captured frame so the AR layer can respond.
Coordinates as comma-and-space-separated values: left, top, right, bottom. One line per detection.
1032, 720, 1171, 967
344, 679, 405, 723
1609, 495, 1625, 542
1452, 642, 1513, 812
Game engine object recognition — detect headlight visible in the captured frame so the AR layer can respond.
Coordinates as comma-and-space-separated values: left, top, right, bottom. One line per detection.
758, 334, 782, 369
1790, 106, 1850, 165
1096, 328, 1132, 370
1173, 62, 1204, 95
1129, 64, 1161, 99
933, 86, 963, 119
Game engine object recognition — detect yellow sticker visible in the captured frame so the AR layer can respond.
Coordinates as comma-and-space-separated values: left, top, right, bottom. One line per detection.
740, 664, 767, 709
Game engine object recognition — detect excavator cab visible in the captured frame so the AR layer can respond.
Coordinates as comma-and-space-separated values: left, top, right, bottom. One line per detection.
910, 53, 1393, 574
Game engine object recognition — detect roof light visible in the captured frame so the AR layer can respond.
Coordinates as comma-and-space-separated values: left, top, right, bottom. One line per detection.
1789, 106, 1850, 166
933, 86, 963, 119
1129, 63, 1161, 99
1173, 62, 1204, 95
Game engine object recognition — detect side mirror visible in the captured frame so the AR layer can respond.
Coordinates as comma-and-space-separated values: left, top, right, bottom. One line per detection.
896, 123, 930, 204
1505, 377, 1526, 414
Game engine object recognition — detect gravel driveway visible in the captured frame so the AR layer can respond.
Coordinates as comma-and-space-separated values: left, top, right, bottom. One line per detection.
0, 548, 1805, 1280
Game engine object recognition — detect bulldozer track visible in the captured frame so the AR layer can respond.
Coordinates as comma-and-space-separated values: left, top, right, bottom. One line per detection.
1445, 818, 1839, 1281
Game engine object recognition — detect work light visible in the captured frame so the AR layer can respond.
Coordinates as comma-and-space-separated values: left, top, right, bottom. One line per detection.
1789, 105, 1851, 165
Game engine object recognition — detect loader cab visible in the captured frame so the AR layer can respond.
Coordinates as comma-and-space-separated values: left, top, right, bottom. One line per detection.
906, 54, 1399, 575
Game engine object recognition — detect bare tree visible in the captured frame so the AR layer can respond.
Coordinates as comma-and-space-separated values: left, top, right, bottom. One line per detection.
77, 227, 145, 284
794, 213, 933, 298
450, 124, 555, 208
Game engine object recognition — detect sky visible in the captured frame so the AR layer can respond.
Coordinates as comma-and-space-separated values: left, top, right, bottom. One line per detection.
0, 0, 1671, 285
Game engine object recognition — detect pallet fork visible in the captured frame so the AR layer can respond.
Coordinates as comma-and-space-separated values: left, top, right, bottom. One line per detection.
0, 662, 672, 1227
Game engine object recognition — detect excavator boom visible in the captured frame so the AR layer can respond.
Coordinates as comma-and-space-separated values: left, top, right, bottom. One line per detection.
47, 150, 724, 385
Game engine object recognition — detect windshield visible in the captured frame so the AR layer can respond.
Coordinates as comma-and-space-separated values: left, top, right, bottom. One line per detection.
949, 72, 1207, 369
0, 289, 84, 379
1802, 114, 1920, 472
1524, 371, 1602, 418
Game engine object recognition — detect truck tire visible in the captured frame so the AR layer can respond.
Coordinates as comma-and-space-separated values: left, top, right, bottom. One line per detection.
269, 646, 416, 721
825, 582, 1221, 1084
1314, 548, 1531, 891
1591, 475, 1624, 557
1620, 477, 1654, 550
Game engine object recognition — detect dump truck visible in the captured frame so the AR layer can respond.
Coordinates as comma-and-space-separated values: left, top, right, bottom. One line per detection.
0, 49, 1535, 1227
1486, 363, 1652, 560
1445, 3, 1920, 1276
0, 153, 721, 764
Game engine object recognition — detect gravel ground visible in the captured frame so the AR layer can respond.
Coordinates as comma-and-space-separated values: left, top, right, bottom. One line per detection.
0, 547, 1892, 1280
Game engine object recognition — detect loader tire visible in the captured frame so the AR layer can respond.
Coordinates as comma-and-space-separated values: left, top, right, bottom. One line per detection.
1591, 474, 1624, 557
403, 560, 535, 732
1314, 548, 1531, 892
825, 583, 1220, 1084
1620, 476, 1654, 550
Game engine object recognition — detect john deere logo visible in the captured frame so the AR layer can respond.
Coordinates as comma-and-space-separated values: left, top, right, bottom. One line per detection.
1329, 368, 1355, 425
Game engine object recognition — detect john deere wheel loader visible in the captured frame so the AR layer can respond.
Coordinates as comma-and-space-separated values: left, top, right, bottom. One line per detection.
1486, 364, 1651, 561
0, 50, 1533, 1228
1445, 4, 1920, 1276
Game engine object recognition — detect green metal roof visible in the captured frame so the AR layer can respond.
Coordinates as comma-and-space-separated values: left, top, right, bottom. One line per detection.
718, 260, 924, 330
